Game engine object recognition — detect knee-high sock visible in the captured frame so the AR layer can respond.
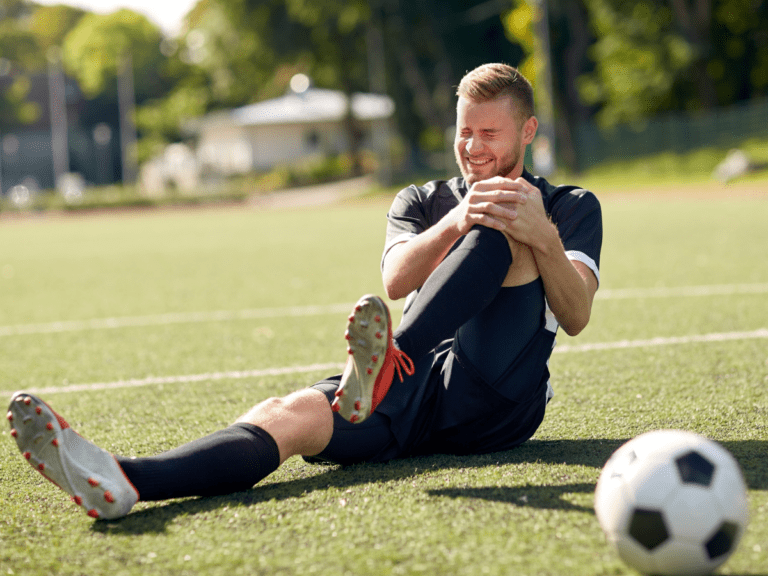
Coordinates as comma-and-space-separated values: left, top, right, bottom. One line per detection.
116, 423, 280, 501
393, 226, 512, 361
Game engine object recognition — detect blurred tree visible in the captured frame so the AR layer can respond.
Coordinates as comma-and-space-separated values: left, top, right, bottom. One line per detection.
576, 0, 768, 128
29, 3, 86, 53
62, 10, 165, 99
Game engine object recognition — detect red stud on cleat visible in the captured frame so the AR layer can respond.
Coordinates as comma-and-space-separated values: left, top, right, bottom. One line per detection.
354, 401, 362, 411
334, 389, 344, 397
38, 463, 45, 471
104, 491, 115, 503
367, 368, 373, 374
87, 509, 99, 518
371, 355, 378, 363
23, 397, 31, 405
88, 478, 99, 487
35, 406, 42, 415
23, 452, 31, 460
46, 422, 54, 430
375, 332, 383, 339
72, 495, 83, 505
6, 411, 12, 421
374, 315, 381, 322
349, 414, 359, 423
51, 439, 59, 447
331, 402, 341, 413
10, 429, 17, 438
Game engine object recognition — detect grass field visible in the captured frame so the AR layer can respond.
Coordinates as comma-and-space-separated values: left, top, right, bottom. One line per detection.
1, 178, 767, 576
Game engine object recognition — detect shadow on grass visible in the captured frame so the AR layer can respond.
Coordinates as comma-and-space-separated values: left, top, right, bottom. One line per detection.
91, 438, 767, 535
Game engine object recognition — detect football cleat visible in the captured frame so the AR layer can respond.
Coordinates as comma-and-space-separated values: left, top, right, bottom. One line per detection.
331, 294, 414, 423
8, 392, 139, 520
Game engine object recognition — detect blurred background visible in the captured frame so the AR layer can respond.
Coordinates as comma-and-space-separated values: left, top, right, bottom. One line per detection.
1, 0, 767, 208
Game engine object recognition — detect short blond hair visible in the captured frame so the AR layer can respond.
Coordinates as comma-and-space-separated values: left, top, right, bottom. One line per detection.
457, 63, 534, 120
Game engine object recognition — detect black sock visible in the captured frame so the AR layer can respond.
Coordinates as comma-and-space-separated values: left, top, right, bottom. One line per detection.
116, 423, 281, 501
394, 226, 512, 361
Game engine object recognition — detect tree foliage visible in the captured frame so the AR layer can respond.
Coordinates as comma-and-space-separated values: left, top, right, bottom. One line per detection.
577, 0, 768, 128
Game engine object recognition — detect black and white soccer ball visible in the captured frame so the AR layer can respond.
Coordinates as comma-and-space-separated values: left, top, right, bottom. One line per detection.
594, 430, 749, 576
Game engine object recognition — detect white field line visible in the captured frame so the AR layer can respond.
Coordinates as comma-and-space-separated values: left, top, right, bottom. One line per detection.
1, 282, 767, 338
3, 329, 766, 397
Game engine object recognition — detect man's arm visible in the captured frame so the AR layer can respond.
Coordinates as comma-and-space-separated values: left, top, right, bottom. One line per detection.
496, 178, 598, 336
382, 185, 524, 300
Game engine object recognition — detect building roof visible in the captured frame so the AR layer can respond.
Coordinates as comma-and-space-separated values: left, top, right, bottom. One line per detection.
229, 87, 395, 126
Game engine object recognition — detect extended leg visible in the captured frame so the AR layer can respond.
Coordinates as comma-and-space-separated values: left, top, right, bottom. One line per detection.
8, 388, 333, 518
115, 389, 332, 501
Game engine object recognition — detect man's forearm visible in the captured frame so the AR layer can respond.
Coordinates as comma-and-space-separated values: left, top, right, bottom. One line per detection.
532, 226, 596, 336
382, 219, 462, 300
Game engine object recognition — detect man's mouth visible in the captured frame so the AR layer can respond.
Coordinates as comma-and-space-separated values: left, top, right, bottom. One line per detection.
467, 157, 493, 167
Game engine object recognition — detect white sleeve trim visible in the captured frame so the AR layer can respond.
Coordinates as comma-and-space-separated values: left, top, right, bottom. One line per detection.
566, 250, 600, 287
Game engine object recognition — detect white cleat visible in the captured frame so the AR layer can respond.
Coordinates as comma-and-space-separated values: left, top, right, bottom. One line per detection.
331, 295, 414, 424
8, 392, 139, 519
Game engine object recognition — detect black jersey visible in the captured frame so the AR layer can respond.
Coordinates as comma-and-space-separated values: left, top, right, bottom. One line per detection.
383, 169, 603, 302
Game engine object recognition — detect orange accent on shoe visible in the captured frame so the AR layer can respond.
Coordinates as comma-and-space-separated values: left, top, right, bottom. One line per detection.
370, 346, 415, 412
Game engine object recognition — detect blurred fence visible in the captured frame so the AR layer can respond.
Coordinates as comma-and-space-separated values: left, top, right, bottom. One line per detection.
573, 96, 768, 170
0, 127, 119, 196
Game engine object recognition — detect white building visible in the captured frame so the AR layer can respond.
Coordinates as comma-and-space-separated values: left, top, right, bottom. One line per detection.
192, 85, 395, 176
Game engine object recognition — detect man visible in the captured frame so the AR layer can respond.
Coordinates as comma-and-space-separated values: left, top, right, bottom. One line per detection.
8, 63, 602, 520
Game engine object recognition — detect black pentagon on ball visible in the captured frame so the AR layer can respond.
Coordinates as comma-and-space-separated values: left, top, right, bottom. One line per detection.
629, 508, 670, 550
705, 521, 739, 559
675, 450, 715, 486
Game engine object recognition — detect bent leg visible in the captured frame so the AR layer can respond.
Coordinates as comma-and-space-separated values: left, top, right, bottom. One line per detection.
394, 225, 512, 361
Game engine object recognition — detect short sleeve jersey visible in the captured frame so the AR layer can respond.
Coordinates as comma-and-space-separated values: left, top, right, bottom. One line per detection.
383, 169, 603, 291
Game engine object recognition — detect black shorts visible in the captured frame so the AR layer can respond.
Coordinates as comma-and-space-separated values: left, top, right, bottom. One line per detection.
308, 334, 549, 466
308, 281, 553, 466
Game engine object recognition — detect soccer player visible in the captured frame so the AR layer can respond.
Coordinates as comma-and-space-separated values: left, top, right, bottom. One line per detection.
8, 63, 602, 519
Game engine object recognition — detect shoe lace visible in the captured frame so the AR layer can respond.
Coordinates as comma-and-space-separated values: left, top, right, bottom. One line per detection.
388, 346, 415, 383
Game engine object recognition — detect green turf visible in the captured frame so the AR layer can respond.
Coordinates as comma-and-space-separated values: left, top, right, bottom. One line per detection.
1, 188, 767, 576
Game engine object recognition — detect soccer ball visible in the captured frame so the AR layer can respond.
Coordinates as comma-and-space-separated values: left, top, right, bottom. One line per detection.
594, 430, 749, 576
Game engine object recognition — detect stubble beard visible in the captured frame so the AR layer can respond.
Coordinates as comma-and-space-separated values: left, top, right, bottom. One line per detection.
456, 148, 521, 187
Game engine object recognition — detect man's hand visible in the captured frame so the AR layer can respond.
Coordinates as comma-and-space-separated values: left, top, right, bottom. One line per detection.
447, 176, 530, 236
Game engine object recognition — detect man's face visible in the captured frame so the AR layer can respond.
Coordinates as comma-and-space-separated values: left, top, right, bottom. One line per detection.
454, 95, 533, 186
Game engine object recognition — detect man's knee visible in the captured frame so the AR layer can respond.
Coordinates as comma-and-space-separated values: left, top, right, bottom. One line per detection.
464, 225, 512, 263
235, 389, 333, 461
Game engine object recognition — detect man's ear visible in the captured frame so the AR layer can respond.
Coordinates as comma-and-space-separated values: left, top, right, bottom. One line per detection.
522, 116, 538, 145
